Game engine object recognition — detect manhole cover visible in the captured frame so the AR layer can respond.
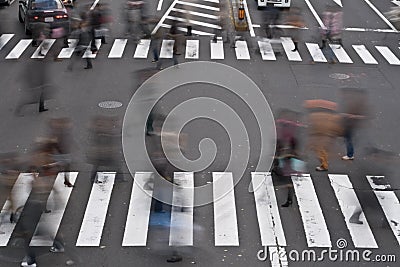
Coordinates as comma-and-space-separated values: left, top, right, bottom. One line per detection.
98, 101, 123, 109
329, 73, 350, 80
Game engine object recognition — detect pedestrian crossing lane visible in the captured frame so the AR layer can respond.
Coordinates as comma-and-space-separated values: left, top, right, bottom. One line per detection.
291, 174, 331, 247
210, 37, 224, 59
58, 39, 78, 59
5, 39, 32, 59
281, 37, 302, 61
257, 40, 276, 61
30, 172, 78, 246
329, 44, 353, 63
83, 39, 102, 59
235, 40, 250, 60
76, 172, 116, 246
122, 172, 154, 246
31, 39, 56, 59
108, 39, 127, 58
366, 176, 400, 245
0, 173, 34, 246
160, 40, 174, 58
185, 40, 199, 59
376, 46, 400, 65
328, 174, 378, 248
306, 43, 327, 63
133, 39, 151, 59
0, 34, 14, 51
352, 45, 378, 64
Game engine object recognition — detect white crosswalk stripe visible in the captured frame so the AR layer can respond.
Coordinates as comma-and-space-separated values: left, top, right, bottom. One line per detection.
57, 39, 78, 59
2, 171, 400, 250
306, 43, 327, 62
83, 39, 101, 59
281, 37, 302, 61
352, 45, 378, 64
235, 40, 250, 60
376, 46, 400, 65
0, 34, 14, 51
176, 1, 219, 11
292, 174, 331, 247
31, 39, 56, 59
5, 39, 32, 59
76, 172, 116, 246
330, 44, 353, 63
213, 172, 239, 246
133, 39, 151, 59
108, 39, 127, 58
185, 39, 199, 59
258, 40, 276, 61
160, 39, 175, 58
30, 172, 78, 246
328, 174, 378, 248
210, 38, 224, 59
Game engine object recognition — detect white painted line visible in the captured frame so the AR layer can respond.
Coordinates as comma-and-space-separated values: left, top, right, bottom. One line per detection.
253, 24, 261, 28
157, 0, 164, 10
366, 176, 400, 245
281, 37, 302, 61
152, 0, 179, 35
76, 172, 116, 246
352, 45, 378, 64
258, 40, 276, 60
235, 40, 250, 60
344, 27, 398, 33
363, 0, 398, 31
160, 39, 174, 58
243, 0, 255, 37
333, 0, 342, 7
169, 172, 194, 246
210, 39, 224, 59
108, 39, 127, 58
122, 172, 154, 246
166, 16, 221, 29
160, 24, 215, 36
251, 172, 286, 246
306, 43, 327, 63
30, 173, 78, 246
376, 46, 400, 65
176, 1, 220, 11
172, 8, 220, 20
393, 0, 400, 7
202, 0, 219, 3
31, 39, 56, 59
83, 39, 101, 58
90, 0, 100, 10
133, 39, 151, 58
269, 246, 289, 267
330, 44, 353, 63
5, 39, 32, 59
57, 39, 78, 59
292, 174, 331, 247
328, 174, 378, 248
0, 173, 34, 246
213, 172, 239, 246
185, 39, 199, 59
304, 0, 325, 29
0, 34, 14, 51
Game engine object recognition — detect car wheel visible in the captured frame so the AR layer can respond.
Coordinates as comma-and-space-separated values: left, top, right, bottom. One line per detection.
18, 9, 24, 23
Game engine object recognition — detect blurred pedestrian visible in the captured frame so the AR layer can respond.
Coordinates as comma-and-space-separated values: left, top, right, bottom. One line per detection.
167, 21, 182, 56
264, 6, 281, 39
320, 5, 343, 48
285, 7, 305, 52
124, 0, 146, 42
67, 21, 93, 70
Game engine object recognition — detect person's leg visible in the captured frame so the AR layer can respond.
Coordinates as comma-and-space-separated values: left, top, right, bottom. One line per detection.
316, 147, 328, 170
39, 91, 48, 112
344, 131, 354, 158
85, 57, 93, 69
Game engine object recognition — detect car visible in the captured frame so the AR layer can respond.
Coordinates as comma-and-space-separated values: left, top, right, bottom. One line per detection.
18, 0, 70, 35
257, 0, 291, 9
0, 0, 12, 6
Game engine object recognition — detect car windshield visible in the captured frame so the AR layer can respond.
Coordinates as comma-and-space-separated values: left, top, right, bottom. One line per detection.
31, 0, 63, 10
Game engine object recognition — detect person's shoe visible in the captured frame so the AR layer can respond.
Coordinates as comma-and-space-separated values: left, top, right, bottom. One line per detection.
291, 48, 297, 52
39, 108, 49, 112
21, 256, 37, 267
342, 155, 354, 160
64, 181, 74, 187
281, 200, 293, 207
316, 166, 328, 171
38, 52, 45, 57
50, 246, 65, 253
349, 218, 363, 224
167, 255, 182, 263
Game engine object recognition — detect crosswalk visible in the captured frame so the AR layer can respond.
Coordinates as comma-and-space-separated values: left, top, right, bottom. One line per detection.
0, 171, 399, 253
1, 34, 400, 65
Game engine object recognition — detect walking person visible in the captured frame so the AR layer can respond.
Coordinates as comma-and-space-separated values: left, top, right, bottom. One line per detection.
67, 21, 93, 71
285, 7, 305, 52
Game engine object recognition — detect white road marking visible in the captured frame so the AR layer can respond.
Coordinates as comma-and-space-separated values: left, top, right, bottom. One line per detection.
333, 0, 342, 7
0, 34, 14, 51
269, 246, 289, 267
363, 0, 398, 31
376, 46, 400, 65
344, 27, 398, 33
30, 173, 78, 246
176, 1, 220, 11
76, 172, 115, 246
328, 174, 378, 248
213, 172, 239, 246
392, 0, 400, 7
210, 38, 224, 59
157, 0, 164, 10
57, 39, 78, 58
304, 0, 325, 29
352, 45, 378, 64
258, 40, 276, 60
366, 176, 400, 245
108, 39, 127, 58
122, 172, 154, 246
281, 37, 302, 61
160, 39, 174, 58
243, 0, 255, 37
251, 172, 286, 246
5, 39, 32, 59
202, 0, 219, 3
235, 40, 250, 60
169, 172, 194, 246
152, 0, 179, 35
90, 0, 100, 10
329, 44, 353, 63
31, 39, 56, 59
166, 15, 221, 29
171, 8, 220, 20
306, 43, 327, 63
0, 173, 34, 246
161, 24, 214, 35
83, 39, 101, 58
133, 39, 151, 58
292, 174, 331, 247
185, 39, 199, 59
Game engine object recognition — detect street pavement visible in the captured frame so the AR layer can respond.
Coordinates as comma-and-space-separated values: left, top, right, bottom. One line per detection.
1, 0, 400, 266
